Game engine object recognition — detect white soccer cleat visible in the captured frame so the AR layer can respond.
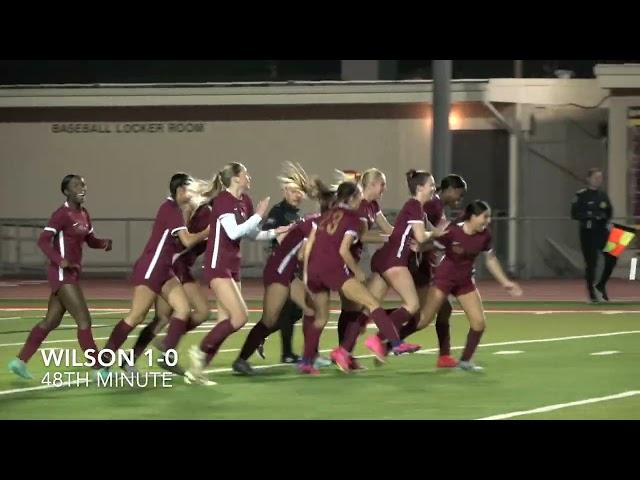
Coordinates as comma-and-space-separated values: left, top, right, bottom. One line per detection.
458, 361, 484, 372
184, 370, 217, 386
188, 345, 206, 376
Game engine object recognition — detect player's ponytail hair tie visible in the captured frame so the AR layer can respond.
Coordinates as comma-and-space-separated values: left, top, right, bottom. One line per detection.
406, 169, 418, 179
207, 163, 246, 197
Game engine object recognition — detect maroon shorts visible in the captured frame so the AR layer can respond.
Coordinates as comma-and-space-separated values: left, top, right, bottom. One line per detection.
371, 248, 408, 276
173, 260, 197, 284
203, 266, 240, 284
432, 275, 477, 297
130, 260, 177, 295
262, 255, 297, 288
307, 264, 353, 294
47, 265, 80, 294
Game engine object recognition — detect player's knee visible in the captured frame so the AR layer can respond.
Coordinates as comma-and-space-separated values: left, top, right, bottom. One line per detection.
191, 307, 210, 324
471, 317, 486, 331
230, 310, 248, 329
262, 315, 278, 329
262, 308, 282, 328
417, 309, 435, 329
314, 317, 328, 329
40, 317, 62, 331
403, 300, 420, 316
171, 305, 190, 320
125, 313, 145, 326
363, 299, 380, 313
76, 317, 91, 330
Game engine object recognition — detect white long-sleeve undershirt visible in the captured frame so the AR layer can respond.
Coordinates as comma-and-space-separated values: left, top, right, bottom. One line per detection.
219, 213, 276, 241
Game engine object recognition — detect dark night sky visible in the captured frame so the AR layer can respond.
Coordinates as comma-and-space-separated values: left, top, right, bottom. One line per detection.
0, 60, 636, 85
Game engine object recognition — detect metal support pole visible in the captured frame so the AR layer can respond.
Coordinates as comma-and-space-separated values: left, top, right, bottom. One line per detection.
432, 60, 453, 180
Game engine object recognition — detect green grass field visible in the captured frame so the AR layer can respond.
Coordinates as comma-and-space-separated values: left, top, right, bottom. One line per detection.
1, 299, 639, 420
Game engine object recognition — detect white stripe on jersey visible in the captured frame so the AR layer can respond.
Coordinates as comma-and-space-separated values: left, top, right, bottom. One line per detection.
58, 232, 65, 281
211, 219, 222, 269
277, 240, 305, 274
397, 225, 413, 258
144, 229, 169, 280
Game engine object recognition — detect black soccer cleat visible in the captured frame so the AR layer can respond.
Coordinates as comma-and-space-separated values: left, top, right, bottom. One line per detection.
281, 353, 300, 364
232, 358, 256, 376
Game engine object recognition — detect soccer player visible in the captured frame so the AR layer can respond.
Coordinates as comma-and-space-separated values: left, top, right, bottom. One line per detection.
232, 170, 336, 375
9, 174, 112, 380
130, 186, 215, 370
401, 200, 523, 371
339, 170, 448, 366
303, 182, 420, 374
409, 174, 467, 368
256, 162, 309, 364
100, 173, 210, 375
186, 163, 290, 384
333, 168, 394, 370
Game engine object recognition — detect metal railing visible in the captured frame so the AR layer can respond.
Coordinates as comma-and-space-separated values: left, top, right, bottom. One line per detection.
1, 216, 638, 280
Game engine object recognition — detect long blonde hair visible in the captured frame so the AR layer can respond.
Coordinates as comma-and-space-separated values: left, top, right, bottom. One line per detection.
333, 168, 385, 190
277, 162, 316, 197
279, 162, 335, 211
187, 162, 246, 208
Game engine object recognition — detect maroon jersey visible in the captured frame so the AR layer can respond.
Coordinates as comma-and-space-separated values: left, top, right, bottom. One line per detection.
424, 194, 446, 228
434, 222, 493, 281
203, 191, 254, 278
173, 202, 212, 271
373, 198, 425, 267
411, 194, 447, 281
351, 199, 382, 260
135, 198, 187, 280
309, 206, 363, 272
271, 213, 319, 274
39, 201, 104, 281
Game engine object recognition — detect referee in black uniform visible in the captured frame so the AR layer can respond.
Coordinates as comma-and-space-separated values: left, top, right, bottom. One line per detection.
570, 168, 618, 302
260, 184, 305, 363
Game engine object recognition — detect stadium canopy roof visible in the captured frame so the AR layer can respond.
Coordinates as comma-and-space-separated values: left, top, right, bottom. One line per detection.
0, 64, 637, 109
